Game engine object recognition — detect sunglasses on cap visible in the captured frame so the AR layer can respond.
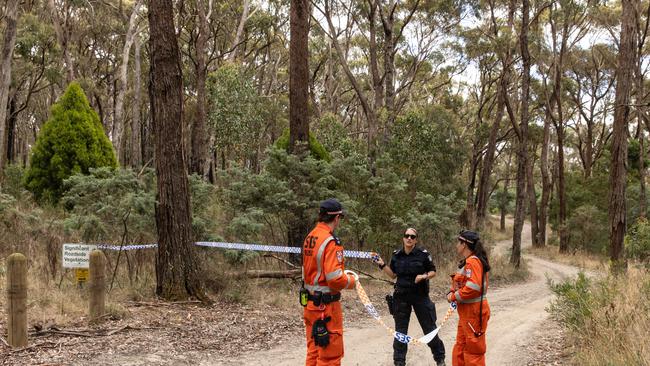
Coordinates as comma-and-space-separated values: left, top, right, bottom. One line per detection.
403, 234, 417, 239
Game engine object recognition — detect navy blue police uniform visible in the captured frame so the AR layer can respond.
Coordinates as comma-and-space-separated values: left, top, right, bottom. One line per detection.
389, 246, 445, 365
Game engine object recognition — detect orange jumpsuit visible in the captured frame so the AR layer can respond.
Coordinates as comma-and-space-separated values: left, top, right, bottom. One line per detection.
302, 222, 356, 366
449, 255, 490, 366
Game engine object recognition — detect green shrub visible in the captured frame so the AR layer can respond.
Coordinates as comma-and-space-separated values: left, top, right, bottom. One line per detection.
61, 167, 155, 243
626, 218, 650, 265
24, 82, 117, 202
566, 205, 609, 254
2, 165, 28, 199
548, 272, 594, 331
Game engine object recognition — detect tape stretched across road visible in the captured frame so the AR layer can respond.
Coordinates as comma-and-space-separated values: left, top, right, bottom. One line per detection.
94, 241, 375, 259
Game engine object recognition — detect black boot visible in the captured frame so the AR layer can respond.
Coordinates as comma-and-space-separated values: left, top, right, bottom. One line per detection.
394, 361, 406, 366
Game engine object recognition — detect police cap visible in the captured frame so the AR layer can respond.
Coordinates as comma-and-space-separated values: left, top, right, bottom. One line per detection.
320, 198, 345, 216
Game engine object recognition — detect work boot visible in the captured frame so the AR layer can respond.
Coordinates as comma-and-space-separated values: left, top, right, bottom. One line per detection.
435, 360, 446, 366
394, 361, 406, 366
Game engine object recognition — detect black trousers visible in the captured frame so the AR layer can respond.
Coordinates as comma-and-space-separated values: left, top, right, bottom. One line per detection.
392, 291, 445, 363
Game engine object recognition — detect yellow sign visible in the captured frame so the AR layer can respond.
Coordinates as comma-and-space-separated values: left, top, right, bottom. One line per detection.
75, 268, 89, 283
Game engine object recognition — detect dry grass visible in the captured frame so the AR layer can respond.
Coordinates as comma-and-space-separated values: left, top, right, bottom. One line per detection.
550, 268, 650, 365
526, 244, 606, 271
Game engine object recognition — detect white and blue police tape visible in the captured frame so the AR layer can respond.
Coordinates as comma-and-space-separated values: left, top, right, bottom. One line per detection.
93, 241, 375, 259
97, 244, 158, 251
349, 269, 457, 345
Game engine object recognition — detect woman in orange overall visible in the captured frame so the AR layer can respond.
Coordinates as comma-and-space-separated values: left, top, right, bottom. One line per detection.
446, 230, 490, 366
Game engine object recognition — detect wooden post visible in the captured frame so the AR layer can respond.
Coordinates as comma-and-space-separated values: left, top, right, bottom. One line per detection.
7, 253, 27, 348
89, 250, 106, 321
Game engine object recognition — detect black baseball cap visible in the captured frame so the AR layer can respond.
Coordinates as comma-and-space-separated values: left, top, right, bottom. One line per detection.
320, 198, 345, 216
458, 230, 479, 246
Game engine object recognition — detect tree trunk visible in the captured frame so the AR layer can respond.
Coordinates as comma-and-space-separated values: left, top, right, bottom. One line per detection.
114, 0, 142, 165
523, 6, 539, 247
511, 0, 531, 268
637, 21, 647, 219
190, 0, 211, 177
6, 94, 17, 164
382, 0, 396, 120
0, 0, 18, 181
500, 179, 509, 232
554, 50, 569, 252
287, 0, 312, 256
230, 0, 250, 61
149, 0, 207, 301
368, 0, 384, 113
609, 0, 637, 269
476, 79, 506, 230
47, 0, 74, 83
131, 34, 142, 168
538, 109, 552, 246
557, 125, 568, 252
640, 126, 647, 219
289, 0, 310, 155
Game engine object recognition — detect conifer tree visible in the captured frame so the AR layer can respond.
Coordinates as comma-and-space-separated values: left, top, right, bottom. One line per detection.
24, 82, 117, 202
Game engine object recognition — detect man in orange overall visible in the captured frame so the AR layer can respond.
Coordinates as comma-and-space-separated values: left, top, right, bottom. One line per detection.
447, 230, 491, 366
302, 199, 357, 366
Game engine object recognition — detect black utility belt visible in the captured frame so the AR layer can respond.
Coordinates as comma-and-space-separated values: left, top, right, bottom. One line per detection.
308, 292, 341, 305
394, 286, 426, 295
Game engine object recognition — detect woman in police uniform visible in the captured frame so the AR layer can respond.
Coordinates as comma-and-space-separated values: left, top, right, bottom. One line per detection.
374, 228, 446, 366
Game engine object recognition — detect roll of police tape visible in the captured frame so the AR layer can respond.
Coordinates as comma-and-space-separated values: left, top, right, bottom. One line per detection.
94, 241, 375, 259
347, 270, 457, 345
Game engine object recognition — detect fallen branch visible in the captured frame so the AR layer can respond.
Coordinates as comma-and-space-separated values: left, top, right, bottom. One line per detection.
245, 269, 301, 278
0, 335, 9, 347
105, 324, 131, 336
30, 324, 160, 338
226, 269, 301, 279
126, 300, 203, 307
263, 253, 299, 268
33, 329, 95, 338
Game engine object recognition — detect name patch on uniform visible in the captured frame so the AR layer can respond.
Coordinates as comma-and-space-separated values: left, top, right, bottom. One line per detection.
336, 250, 344, 263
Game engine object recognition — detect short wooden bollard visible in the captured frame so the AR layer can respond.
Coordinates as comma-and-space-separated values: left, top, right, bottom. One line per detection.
89, 250, 106, 321
7, 253, 28, 348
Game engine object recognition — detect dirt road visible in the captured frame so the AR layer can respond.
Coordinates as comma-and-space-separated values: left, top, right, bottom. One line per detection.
221, 224, 580, 366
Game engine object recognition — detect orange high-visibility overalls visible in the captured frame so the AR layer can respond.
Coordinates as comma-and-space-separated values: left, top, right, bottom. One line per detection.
449, 255, 490, 366
302, 222, 356, 366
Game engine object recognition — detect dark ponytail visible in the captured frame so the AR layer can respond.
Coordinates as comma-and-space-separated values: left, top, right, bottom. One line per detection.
458, 230, 490, 273
470, 239, 490, 273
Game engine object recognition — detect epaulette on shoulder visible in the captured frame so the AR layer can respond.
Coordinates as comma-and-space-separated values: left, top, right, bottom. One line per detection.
333, 236, 342, 246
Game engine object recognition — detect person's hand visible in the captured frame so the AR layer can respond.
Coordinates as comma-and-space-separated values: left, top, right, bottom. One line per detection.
372, 253, 385, 268
415, 274, 427, 283
446, 291, 454, 303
